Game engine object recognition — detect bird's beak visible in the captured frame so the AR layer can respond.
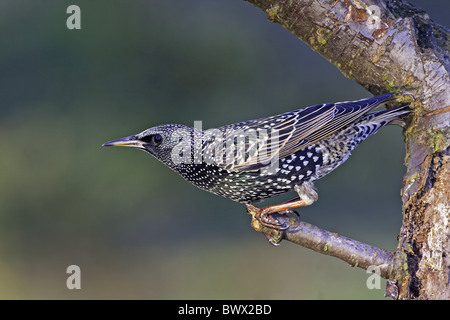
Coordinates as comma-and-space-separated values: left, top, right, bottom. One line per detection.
102, 135, 144, 148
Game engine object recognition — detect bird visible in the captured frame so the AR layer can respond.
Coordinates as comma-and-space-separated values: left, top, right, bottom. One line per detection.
103, 93, 409, 230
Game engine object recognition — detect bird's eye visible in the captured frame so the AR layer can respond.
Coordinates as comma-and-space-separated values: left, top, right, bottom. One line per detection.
140, 134, 163, 145
152, 134, 163, 145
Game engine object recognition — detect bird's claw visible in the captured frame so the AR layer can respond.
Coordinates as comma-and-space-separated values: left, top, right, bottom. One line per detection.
263, 231, 283, 246
258, 211, 290, 231
247, 204, 300, 232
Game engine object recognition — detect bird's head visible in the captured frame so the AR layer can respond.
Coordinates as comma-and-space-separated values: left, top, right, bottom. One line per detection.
103, 124, 196, 168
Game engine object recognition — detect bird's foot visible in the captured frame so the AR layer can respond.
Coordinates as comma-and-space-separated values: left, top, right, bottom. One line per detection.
247, 204, 301, 246
246, 204, 300, 231
263, 210, 301, 245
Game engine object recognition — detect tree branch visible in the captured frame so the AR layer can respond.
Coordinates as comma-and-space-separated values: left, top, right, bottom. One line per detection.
247, 206, 407, 283
245, 0, 450, 299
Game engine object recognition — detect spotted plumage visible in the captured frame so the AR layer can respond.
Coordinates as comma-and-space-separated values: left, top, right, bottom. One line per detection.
103, 93, 409, 229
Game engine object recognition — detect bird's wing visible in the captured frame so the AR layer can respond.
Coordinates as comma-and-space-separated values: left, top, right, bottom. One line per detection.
203, 93, 395, 171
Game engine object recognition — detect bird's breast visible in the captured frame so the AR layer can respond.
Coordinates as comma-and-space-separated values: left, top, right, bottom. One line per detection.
173, 144, 330, 203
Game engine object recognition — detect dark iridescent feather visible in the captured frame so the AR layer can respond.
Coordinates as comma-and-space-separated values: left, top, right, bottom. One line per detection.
209, 93, 397, 171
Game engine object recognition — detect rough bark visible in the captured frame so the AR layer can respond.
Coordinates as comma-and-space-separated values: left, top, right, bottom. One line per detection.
245, 0, 450, 299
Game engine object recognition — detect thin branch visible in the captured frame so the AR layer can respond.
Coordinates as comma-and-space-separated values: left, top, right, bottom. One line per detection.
247, 206, 407, 281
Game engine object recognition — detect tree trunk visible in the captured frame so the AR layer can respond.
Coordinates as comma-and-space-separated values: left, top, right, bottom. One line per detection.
245, 0, 449, 299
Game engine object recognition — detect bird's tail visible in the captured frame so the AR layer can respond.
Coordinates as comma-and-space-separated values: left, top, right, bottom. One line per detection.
371, 105, 411, 127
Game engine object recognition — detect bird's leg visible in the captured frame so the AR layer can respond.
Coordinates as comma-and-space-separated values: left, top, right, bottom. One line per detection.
247, 182, 318, 230
247, 198, 308, 230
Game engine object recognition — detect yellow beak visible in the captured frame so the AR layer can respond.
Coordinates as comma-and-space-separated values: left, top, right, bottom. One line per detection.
102, 135, 145, 148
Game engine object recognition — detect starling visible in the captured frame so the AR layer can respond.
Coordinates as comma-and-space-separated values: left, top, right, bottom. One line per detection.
103, 93, 409, 230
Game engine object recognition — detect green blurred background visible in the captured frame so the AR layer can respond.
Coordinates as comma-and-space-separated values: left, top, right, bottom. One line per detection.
0, 0, 447, 299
